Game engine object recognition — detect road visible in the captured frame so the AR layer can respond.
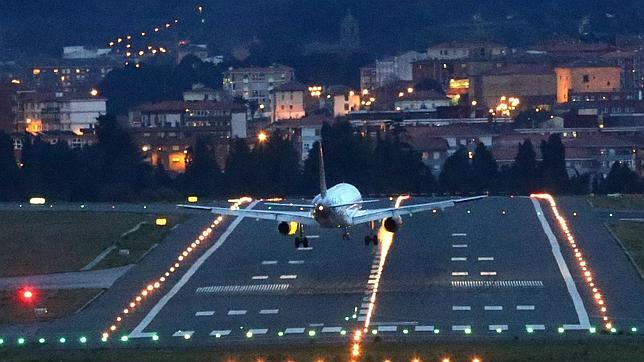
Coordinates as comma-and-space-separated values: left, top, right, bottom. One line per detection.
0, 196, 642, 348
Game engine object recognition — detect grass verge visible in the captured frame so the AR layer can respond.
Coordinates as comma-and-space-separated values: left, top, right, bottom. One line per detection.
0, 289, 102, 325
608, 221, 644, 273
0, 340, 643, 361
587, 194, 644, 210
0, 212, 155, 277
94, 215, 186, 269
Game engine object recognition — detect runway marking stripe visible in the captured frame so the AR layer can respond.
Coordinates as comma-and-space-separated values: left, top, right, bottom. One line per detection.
280, 274, 297, 280
128, 201, 259, 338
357, 316, 366, 321
284, 327, 305, 334
452, 305, 471, 311
361, 303, 370, 308
414, 325, 435, 332
321, 327, 342, 333
195, 311, 214, 316
227, 310, 247, 315
209, 330, 231, 336
484, 306, 503, 311
452, 233, 467, 236
359, 309, 368, 315
372, 321, 418, 326
252, 275, 269, 280
478, 257, 494, 261
363, 296, 371, 302
297, 247, 314, 251
259, 309, 279, 314
452, 244, 468, 248
526, 324, 545, 330
451, 257, 467, 261
261, 260, 277, 265
196, 283, 290, 294
248, 328, 268, 335
309, 323, 324, 327
377, 326, 397, 332
288, 260, 305, 264
516, 305, 536, 310
563, 324, 589, 330
452, 325, 471, 331
451, 280, 543, 288
531, 199, 590, 328
480, 271, 497, 276
172, 330, 194, 337
489, 324, 508, 331
451, 272, 469, 276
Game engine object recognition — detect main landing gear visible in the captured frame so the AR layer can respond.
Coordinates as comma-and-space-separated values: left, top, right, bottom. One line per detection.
341, 227, 351, 241
294, 224, 309, 248
364, 235, 379, 246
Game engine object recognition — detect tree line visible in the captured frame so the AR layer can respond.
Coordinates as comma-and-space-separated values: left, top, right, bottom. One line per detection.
0, 117, 642, 202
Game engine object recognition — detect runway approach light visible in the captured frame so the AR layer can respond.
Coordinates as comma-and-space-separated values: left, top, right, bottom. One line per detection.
155, 217, 168, 226
29, 197, 46, 205
187, 196, 198, 203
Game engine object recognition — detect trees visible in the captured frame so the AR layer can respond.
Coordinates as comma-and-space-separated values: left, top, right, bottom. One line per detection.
439, 147, 471, 193
510, 139, 540, 194
0, 131, 20, 200
249, 132, 300, 197
184, 136, 224, 197
225, 138, 254, 196
597, 162, 641, 194
540, 134, 568, 193
470, 142, 498, 193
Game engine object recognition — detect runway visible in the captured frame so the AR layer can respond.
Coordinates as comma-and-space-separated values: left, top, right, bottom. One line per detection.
2, 196, 642, 348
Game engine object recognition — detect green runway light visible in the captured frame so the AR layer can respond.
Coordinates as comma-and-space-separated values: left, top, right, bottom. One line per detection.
340, 330, 347, 336
59, 337, 66, 344
589, 327, 596, 334
308, 330, 316, 337
17, 337, 25, 345
246, 331, 253, 338
277, 331, 284, 337
464, 328, 472, 334
371, 330, 378, 335
527, 327, 534, 333
152, 335, 159, 341
345, 316, 350, 321
101, 336, 108, 342
79, 336, 87, 344
496, 328, 502, 333
434, 329, 440, 334
38, 338, 45, 344
402, 329, 409, 334
0, 338, 4, 345
610, 327, 617, 333
183, 334, 190, 340
120, 335, 129, 342
631, 327, 638, 333
558, 327, 565, 334
352, 314, 357, 319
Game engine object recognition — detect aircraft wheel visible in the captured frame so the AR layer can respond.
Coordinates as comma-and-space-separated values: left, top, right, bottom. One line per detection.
294, 237, 301, 248
364, 236, 371, 246
372, 235, 379, 245
302, 237, 309, 248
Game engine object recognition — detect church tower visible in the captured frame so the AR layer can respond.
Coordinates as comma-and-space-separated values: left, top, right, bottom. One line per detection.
340, 9, 360, 50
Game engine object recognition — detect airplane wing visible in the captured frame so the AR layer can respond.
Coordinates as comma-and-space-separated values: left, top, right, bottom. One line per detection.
350, 195, 487, 225
177, 204, 317, 225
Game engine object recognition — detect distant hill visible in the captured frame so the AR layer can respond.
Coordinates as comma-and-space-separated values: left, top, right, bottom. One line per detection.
0, 0, 642, 58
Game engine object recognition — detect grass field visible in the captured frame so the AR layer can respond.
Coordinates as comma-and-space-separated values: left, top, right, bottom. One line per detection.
1, 340, 643, 361
0, 212, 180, 277
609, 221, 644, 273
587, 194, 644, 210
95, 217, 186, 269
0, 289, 101, 325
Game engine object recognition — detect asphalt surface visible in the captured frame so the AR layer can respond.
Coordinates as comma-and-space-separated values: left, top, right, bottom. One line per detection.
0, 196, 642, 349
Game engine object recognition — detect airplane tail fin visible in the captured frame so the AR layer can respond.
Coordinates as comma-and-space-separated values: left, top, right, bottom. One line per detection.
318, 142, 327, 197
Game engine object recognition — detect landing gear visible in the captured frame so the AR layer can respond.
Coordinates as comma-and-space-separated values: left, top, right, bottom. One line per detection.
295, 224, 309, 248
342, 228, 351, 240
364, 235, 379, 246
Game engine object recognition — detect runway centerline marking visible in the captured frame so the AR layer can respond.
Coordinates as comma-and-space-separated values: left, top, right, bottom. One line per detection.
195, 311, 214, 316
261, 260, 277, 265
128, 201, 259, 339
478, 257, 494, 261
288, 260, 305, 264
516, 305, 535, 310
452, 305, 471, 311
259, 309, 279, 314
531, 199, 590, 329
452, 233, 467, 237
484, 306, 503, 311
451, 257, 467, 261
252, 275, 269, 280
452, 244, 468, 248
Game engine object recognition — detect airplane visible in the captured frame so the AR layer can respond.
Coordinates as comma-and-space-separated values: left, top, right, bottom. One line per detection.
179, 142, 486, 248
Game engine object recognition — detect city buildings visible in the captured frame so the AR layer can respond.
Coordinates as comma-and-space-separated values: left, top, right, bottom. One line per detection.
222, 65, 294, 117
555, 60, 622, 103
270, 81, 307, 122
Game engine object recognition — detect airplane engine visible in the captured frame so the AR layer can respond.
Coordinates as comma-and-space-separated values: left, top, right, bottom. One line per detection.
383, 217, 401, 233
278, 221, 298, 235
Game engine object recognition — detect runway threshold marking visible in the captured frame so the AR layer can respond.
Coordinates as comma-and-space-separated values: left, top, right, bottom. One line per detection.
451, 280, 543, 288
284, 327, 305, 334
531, 199, 591, 329
209, 330, 231, 337
452, 325, 471, 331
489, 324, 508, 331
525, 324, 545, 330
195, 283, 289, 294
128, 201, 259, 339
484, 305, 503, 311
414, 325, 435, 332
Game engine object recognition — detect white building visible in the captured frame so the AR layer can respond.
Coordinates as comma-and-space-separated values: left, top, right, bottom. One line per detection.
394, 90, 451, 112
270, 81, 307, 122
63, 46, 111, 59
222, 65, 294, 117
59, 97, 107, 133
374, 51, 427, 87
427, 41, 507, 60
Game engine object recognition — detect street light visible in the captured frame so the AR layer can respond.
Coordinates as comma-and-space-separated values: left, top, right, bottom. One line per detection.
258, 131, 268, 143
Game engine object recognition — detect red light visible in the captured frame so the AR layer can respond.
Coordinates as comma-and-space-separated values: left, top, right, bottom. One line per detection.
19, 287, 36, 303
23, 290, 33, 299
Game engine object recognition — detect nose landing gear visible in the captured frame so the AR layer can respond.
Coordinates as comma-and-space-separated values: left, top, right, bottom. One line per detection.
294, 224, 309, 248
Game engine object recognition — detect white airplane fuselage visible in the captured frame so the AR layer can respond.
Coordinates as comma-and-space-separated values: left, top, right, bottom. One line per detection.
311, 183, 362, 228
